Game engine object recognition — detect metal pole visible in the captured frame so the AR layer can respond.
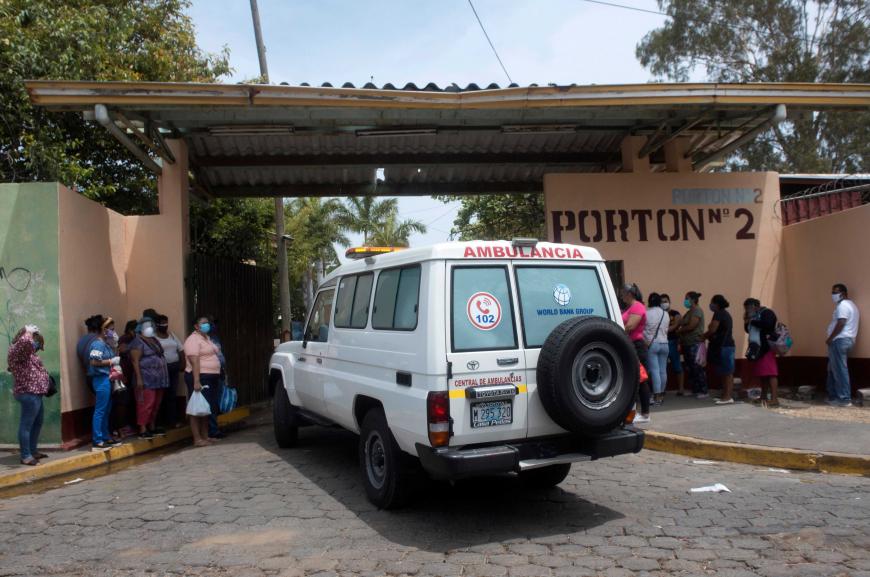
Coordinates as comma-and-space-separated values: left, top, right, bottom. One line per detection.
249, 0, 291, 334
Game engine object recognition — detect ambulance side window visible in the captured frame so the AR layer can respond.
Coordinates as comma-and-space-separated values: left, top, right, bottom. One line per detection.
451, 266, 517, 352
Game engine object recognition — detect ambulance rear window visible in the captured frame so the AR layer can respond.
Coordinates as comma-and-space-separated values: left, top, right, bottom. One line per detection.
515, 266, 609, 348
451, 266, 518, 352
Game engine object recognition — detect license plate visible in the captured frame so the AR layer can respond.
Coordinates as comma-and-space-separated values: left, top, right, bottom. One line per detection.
471, 400, 513, 428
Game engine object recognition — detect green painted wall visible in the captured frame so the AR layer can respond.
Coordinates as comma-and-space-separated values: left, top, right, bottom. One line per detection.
0, 183, 61, 445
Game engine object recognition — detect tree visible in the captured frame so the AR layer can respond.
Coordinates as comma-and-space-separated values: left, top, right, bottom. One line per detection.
0, 0, 231, 213
336, 196, 400, 244
368, 213, 427, 247
286, 198, 350, 314
190, 198, 275, 264
435, 193, 545, 241
637, 0, 870, 173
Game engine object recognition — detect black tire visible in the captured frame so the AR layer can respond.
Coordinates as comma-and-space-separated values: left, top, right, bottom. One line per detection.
273, 382, 299, 448
537, 316, 638, 435
358, 409, 413, 509
519, 463, 572, 489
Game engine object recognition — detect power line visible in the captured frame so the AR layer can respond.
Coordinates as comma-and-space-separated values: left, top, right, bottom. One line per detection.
467, 0, 513, 84
577, 0, 667, 17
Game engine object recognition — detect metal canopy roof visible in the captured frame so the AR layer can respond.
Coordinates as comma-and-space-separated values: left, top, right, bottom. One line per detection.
26, 80, 870, 198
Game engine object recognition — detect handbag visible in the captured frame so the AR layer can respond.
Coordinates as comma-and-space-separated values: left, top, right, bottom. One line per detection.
220, 385, 238, 414
695, 341, 708, 367
45, 375, 58, 398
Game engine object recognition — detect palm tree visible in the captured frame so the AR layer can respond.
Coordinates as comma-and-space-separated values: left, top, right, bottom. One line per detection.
336, 196, 399, 244
369, 213, 427, 247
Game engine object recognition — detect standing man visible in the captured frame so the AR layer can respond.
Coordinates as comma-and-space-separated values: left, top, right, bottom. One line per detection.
826, 283, 859, 407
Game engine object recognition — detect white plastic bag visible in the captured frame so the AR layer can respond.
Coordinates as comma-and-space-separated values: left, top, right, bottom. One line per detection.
186, 390, 211, 416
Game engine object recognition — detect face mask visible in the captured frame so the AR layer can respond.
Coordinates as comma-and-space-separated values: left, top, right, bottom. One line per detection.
661, 302, 670, 311
684, 299, 692, 309
33, 341, 42, 352
157, 324, 169, 331
142, 326, 155, 338
831, 293, 843, 304
199, 323, 211, 334
709, 304, 716, 312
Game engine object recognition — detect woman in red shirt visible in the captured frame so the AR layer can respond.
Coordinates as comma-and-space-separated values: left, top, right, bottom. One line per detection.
6, 325, 50, 465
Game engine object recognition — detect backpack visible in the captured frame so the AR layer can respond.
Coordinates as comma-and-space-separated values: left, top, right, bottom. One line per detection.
769, 322, 793, 356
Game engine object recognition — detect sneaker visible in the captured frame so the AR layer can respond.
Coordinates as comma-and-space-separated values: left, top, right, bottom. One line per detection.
633, 414, 651, 425
826, 399, 839, 406
836, 401, 853, 408
91, 443, 110, 452
715, 398, 735, 405
696, 393, 709, 399
105, 438, 122, 446
152, 428, 167, 437
139, 431, 155, 440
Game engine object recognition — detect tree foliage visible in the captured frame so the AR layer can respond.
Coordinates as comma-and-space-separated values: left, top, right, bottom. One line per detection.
368, 213, 427, 247
637, 0, 869, 172
0, 0, 230, 212
335, 196, 400, 244
435, 194, 545, 241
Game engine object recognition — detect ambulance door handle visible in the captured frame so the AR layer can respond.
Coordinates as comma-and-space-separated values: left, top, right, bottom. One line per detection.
316, 357, 323, 365
497, 357, 519, 366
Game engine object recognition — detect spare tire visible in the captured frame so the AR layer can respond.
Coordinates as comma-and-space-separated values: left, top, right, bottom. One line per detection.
537, 316, 638, 435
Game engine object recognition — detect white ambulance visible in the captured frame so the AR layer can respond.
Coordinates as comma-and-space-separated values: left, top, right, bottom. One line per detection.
269, 240, 643, 508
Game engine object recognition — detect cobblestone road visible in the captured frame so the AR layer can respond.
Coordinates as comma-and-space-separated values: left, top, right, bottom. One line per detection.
0, 422, 868, 577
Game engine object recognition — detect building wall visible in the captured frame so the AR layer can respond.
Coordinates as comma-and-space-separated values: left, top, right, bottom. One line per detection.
0, 183, 62, 445
545, 172, 786, 357
782, 203, 869, 358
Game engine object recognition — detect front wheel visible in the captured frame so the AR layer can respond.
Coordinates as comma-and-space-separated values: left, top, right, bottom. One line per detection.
273, 383, 298, 448
358, 409, 413, 509
519, 463, 572, 489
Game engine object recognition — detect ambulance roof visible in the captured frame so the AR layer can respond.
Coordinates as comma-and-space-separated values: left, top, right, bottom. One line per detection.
323, 241, 603, 284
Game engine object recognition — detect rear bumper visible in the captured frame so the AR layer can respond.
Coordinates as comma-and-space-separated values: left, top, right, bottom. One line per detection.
415, 427, 644, 480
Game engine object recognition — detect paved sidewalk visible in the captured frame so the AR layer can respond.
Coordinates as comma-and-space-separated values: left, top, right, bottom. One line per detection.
645, 394, 870, 456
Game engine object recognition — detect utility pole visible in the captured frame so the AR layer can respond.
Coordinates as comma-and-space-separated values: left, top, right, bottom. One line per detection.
249, 0, 292, 335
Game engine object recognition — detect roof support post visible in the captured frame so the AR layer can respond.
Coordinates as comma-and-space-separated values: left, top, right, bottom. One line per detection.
664, 137, 692, 173
621, 136, 650, 173
94, 104, 162, 175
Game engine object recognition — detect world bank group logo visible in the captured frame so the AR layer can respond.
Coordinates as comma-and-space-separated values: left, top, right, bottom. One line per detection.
553, 284, 571, 306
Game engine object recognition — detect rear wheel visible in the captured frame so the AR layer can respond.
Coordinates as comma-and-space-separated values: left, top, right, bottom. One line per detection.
358, 409, 413, 509
519, 463, 572, 489
273, 383, 298, 448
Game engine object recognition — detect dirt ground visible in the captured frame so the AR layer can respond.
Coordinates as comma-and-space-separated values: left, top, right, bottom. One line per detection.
771, 398, 870, 424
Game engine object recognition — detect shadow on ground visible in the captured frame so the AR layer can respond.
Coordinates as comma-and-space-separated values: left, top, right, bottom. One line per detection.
251, 424, 624, 551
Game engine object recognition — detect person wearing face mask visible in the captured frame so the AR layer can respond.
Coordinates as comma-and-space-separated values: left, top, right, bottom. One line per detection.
88, 317, 122, 451
643, 292, 670, 406
184, 316, 222, 446
7, 325, 51, 465
129, 318, 170, 439
76, 315, 104, 394
676, 291, 708, 399
619, 283, 651, 424
702, 295, 735, 405
661, 294, 686, 397
743, 298, 780, 407
826, 283, 859, 407
155, 315, 185, 428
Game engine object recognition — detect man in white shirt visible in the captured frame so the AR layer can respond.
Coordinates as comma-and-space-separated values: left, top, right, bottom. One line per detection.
825, 283, 860, 407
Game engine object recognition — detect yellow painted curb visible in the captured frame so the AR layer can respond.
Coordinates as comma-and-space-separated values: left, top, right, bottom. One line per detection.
644, 430, 870, 476
0, 406, 251, 491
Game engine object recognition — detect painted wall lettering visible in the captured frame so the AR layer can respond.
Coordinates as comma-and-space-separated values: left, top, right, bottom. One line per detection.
552, 208, 725, 243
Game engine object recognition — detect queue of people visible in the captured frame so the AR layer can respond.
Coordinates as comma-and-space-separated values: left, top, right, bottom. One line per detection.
5, 311, 232, 463
617, 281, 861, 425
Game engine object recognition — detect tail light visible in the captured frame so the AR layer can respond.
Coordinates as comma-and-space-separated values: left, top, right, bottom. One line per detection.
427, 391, 450, 447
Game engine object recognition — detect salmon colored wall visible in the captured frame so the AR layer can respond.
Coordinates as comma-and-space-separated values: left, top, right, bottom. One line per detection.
58, 185, 128, 413
545, 172, 788, 357
782, 203, 870, 357
57, 140, 190, 414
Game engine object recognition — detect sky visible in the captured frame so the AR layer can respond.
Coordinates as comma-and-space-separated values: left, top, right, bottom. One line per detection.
187, 0, 670, 256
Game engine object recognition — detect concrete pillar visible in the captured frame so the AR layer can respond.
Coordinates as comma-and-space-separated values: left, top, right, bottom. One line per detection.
158, 139, 190, 333
664, 137, 693, 173
620, 136, 650, 173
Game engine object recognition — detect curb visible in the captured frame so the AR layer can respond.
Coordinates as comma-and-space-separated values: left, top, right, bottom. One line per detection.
643, 430, 870, 476
0, 406, 251, 491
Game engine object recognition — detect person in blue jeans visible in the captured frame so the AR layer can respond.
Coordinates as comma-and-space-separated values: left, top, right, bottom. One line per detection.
643, 292, 670, 405
88, 318, 122, 451
661, 294, 685, 396
6, 325, 51, 466
826, 283, 860, 407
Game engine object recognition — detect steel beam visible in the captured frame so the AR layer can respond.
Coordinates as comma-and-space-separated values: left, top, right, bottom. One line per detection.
209, 181, 544, 198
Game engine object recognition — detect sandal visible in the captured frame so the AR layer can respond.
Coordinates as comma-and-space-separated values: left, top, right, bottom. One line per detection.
194, 440, 211, 447
20, 457, 39, 466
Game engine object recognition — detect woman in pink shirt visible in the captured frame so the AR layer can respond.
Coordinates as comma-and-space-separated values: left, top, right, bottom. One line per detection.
7, 325, 50, 465
183, 317, 222, 447
620, 283, 652, 424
